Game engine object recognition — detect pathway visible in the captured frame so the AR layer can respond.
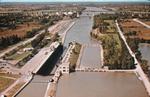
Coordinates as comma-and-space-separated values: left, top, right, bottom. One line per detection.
133, 19, 150, 29
116, 20, 150, 96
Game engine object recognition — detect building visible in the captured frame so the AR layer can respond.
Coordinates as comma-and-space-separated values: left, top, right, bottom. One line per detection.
59, 62, 70, 74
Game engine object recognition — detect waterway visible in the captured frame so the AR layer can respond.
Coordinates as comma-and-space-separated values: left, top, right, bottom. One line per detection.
16, 75, 52, 97
16, 7, 149, 97
55, 7, 149, 97
56, 72, 149, 97
139, 43, 150, 66
80, 46, 101, 68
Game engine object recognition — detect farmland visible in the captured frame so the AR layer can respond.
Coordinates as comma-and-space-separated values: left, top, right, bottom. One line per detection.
119, 19, 150, 40
0, 22, 42, 38
0, 73, 19, 93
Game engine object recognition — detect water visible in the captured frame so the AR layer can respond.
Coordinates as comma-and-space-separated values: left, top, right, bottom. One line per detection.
139, 43, 150, 66
80, 46, 102, 68
55, 7, 149, 97
16, 45, 63, 97
56, 72, 149, 97
63, 7, 102, 67
16, 7, 149, 97
64, 16, 94, 46
16, 75, 52, 97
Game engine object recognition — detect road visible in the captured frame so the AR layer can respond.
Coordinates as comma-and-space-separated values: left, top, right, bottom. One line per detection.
0, 19, 70, 58
133, 18, 150, 29
116, 20, 150, 96
0, 30, 45, 58
20, 42, 60, 75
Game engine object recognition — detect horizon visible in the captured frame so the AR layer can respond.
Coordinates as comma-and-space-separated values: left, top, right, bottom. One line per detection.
1, 0, 150, 2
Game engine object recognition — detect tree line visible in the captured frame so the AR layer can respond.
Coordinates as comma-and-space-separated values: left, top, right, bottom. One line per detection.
0, 35, 22, 49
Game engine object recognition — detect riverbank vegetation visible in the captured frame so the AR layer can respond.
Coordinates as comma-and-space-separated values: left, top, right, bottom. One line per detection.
91, 14, 135, 69
69, 42, 81, 71
2, 30, 58, 68
119, 19, 150, 74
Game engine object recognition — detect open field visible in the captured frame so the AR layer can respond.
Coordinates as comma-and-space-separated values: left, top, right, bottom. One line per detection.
0, 73, 20, 78
6, 82, 25, 97
141, 20, 150, 26
0, 22, 41, 38
0, 73, 20, 94
4, 43, 33, 62
119, 19, 150, 40
0, 76, 15, 92
7, 51, 31, 61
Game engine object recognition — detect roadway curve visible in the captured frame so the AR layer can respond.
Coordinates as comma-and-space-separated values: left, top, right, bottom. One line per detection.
116, 20, 150, 96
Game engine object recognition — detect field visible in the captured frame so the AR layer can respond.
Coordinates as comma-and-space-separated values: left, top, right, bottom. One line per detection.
7, 51, 31, 61
0, 73, 19, 92
119, 19, 150, 40
0, 77, 14, 92
0, 22, 41, 38
6, 82, 25, 97
141, 20, 150, 26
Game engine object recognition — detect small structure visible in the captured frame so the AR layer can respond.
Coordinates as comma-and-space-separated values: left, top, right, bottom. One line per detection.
59, 41, 76, 74
59, 62, 70, 74
23, 47, 33, 52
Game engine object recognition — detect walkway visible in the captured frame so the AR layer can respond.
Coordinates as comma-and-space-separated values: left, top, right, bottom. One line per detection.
75, 67, 135, 73
20, 42, 60, 75
133, 19, 150, 29
116, 20, 150, 96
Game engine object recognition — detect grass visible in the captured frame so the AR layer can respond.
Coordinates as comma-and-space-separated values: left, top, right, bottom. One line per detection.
0, 77, 15, 92
7, 51, 31, 61
104, 20, 116, 33
0, 73, 20, 78
24, 43, 32, 48
69, 43, 81, 69
98, 34, 122, 65
6, 82, 25, 97
92, 16, 135, 69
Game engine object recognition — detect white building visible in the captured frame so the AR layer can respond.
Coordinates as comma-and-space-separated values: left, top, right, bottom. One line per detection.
23, 47, 33, 52
59, 62, 70, 74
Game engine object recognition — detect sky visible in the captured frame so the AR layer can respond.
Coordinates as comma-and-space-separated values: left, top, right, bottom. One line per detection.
1, 0, 150, 2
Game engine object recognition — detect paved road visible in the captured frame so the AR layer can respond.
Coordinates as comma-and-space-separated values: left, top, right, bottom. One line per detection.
20, 42, 59, 75
133, 19, 150, 29
0, 30, 45, 58
116, 20, 150, 96
0, 20, 68, 58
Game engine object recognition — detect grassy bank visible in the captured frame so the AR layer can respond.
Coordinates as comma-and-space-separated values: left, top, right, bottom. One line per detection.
69, 42, 81, 71
91, 15, 135, 69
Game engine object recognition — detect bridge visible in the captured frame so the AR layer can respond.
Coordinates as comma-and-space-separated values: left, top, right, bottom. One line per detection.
75, 67, 106, 72
75, 66, 135, 73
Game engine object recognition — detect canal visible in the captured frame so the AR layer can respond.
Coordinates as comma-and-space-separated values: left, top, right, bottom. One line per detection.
139, 43, 150, 67
55, 7, 149, 97
16, 45, 63, 97
16, 7, 149, 97
56, 72, 149, 97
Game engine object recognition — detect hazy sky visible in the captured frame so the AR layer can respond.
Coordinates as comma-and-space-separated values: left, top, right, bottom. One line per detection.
1, 0, 150, 2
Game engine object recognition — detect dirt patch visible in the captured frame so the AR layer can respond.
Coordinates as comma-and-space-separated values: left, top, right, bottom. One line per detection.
119, 19, 150, 40
0, 22, 41, 38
